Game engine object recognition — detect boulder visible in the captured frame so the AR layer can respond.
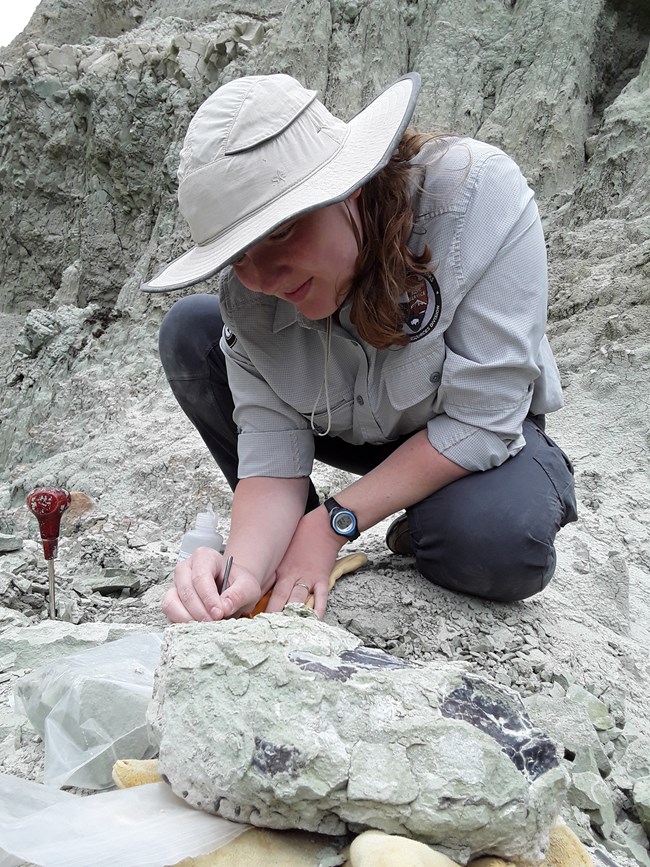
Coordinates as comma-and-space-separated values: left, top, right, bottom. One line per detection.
149, 608, 567, 865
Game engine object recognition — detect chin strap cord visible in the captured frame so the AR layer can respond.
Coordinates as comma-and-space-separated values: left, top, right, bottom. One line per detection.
310, 314, 333, 437
309, 197, 359, 438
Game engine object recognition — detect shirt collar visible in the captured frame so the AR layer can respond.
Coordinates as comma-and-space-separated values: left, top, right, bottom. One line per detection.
272, 300, 330, 334
271, 292, 355, 334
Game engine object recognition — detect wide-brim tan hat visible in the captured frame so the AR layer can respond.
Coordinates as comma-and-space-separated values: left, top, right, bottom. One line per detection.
141, 72, 421, 292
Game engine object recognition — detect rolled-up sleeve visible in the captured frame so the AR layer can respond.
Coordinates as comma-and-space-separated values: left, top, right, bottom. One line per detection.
427, 151, 549, 471
221, 331, 315, 479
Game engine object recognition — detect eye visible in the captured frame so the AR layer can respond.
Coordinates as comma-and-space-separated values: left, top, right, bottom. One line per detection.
269, 222, 295, 241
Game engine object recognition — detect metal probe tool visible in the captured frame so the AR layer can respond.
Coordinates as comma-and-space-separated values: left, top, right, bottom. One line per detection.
221, 555, 233, 593
26, 487, 71, 619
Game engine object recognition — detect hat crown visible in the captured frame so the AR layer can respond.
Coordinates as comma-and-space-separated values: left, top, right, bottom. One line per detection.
178, 75, 319, 181
177, 75, 348, 247
226, 75, 318, 154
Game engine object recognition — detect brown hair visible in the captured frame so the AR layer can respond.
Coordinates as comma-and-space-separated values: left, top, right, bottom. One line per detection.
345, 130, 439, 349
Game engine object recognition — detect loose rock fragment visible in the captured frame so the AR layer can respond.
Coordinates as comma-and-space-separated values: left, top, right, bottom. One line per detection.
523, 693, 612, 775
0, 534, 23, 553
633, 777, 650, 835
86, 568, 141, 596
568, 772, 616, 838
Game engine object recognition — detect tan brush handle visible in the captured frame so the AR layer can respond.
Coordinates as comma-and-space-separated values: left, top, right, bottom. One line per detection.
306, 551, 368, 608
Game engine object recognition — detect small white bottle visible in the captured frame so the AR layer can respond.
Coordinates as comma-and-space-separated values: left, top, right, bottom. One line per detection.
177, 507, 223, 561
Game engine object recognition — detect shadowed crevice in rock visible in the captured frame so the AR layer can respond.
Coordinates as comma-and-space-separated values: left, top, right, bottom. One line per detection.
288, 646, 412, 681
589, 0, 650, 135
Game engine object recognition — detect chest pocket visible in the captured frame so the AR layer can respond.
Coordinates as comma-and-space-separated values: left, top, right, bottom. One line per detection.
299, 394, 354, 434
384, 339, 446, 411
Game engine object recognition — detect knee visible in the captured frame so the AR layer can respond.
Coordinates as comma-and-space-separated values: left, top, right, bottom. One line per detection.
411, 513, 557, 603
158, 294, 223, 375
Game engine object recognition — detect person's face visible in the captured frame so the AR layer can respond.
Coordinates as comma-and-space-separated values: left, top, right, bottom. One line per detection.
232, 191, 362, 320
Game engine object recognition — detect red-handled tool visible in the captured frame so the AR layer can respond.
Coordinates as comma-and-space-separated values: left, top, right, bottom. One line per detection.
26, 487, 71, 619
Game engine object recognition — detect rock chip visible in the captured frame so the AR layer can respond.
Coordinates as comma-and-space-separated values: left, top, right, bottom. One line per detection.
633, 777, 650, 836
568, 771, 616, 838
611, 736, 650, 789
85, 568, 141, 596
523, 692, 612, 776
0, 534, 23, 553
150, 608, 568, 865
0, 620, 151, 670
566, 684, 616, 731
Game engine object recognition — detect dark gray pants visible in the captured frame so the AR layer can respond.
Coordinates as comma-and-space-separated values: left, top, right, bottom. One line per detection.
159, 294, 578, 603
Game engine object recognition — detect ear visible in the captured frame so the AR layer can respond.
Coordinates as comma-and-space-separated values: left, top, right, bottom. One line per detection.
348, 187, 362, 201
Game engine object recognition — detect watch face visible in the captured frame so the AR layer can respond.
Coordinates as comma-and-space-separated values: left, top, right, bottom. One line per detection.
333, 511, 356, 535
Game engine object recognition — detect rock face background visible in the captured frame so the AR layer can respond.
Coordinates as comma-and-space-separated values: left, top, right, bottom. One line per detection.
0, 1, 649, 865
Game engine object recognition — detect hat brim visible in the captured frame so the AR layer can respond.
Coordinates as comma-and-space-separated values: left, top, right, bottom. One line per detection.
141, 73, 421, 293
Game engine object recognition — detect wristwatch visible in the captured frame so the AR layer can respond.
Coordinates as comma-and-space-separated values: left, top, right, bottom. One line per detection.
324, 497, 360, 542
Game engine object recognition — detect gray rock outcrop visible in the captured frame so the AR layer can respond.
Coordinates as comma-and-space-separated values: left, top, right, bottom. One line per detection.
149, 607, 568, 865
1, 0, 648, 317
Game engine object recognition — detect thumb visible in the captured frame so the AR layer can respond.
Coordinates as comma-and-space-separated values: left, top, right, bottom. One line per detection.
212, 564, 263, 620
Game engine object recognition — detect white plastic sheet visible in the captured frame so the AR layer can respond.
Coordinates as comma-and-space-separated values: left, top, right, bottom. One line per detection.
0, 774, 248, 867
13, 633, 163, 789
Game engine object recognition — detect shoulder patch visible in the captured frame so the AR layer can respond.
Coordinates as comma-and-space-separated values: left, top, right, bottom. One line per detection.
223, 325, 237, 348
400, 272, 442, 342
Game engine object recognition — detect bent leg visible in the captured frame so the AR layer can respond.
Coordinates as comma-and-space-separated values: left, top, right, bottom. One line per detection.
406, 419, 578, 602
158, 294, 239, 490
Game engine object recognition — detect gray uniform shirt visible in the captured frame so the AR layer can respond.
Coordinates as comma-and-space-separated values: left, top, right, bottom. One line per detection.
219, 137, 563, 479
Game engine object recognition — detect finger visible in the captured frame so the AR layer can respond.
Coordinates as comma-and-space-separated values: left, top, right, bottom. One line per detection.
241, 570, 277, 617
264, 573, 292, 613
302, 553, 368, 613
183, 549, 225, 618
312, 582, 329, 620
209, 566, 264, 620
264, 588, 290, 613
174, 554, 219, 621
217, 587, 265, 619
209, 584, 248, 619
161, 587, 196, 623
265, 578, 307, 613
288, 581, 312, 606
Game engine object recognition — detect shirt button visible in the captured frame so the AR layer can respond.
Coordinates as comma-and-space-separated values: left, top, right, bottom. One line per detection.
356, 395, 365, 405
430, 372, 441, 384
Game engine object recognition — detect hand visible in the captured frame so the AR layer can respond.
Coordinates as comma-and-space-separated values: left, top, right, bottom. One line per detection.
161, 547, 263, 623
265, 507, 344, 619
